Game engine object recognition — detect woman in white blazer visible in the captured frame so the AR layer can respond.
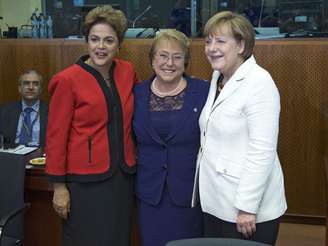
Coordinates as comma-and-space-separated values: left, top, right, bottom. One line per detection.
192, 11, 287, 245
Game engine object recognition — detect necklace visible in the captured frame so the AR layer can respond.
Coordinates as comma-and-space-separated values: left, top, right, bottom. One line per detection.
151, 78, 185, 97
85, 58, 91, 66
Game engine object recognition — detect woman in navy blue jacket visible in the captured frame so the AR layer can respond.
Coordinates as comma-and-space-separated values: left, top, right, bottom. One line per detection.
133, 30, 209, 246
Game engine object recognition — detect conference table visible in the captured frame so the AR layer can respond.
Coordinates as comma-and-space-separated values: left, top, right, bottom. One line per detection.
23, 149, 140, 246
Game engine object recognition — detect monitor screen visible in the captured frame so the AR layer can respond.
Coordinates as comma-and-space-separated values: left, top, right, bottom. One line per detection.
73, 0, 119, 9
73, 0, 84, 7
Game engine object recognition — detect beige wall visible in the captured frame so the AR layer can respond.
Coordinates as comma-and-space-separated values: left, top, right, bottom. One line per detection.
0, 0, 41, 34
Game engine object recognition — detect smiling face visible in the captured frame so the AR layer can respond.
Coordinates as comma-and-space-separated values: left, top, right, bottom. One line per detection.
152, 40, 185, 85
18, 72, 42, 105
205, 24, 245, 79
87, 22, 119, 71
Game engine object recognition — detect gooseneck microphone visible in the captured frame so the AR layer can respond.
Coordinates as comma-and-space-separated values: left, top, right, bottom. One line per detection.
258, 0, 265, 27
132, 5, 152, 28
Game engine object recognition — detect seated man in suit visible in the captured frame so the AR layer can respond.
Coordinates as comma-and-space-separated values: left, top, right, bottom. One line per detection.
0, 69, 48, 147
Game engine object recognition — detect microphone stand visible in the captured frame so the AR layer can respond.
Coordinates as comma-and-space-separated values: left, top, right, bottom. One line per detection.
258, 0, 265, 28
132, 5, 152, 28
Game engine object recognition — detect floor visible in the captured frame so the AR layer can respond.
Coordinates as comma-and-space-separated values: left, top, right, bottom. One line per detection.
276, 223, 325, 246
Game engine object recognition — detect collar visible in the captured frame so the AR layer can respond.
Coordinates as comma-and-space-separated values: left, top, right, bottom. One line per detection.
213, 55, 257, 84
22, 99, 40, 112
230, 55, 256, 82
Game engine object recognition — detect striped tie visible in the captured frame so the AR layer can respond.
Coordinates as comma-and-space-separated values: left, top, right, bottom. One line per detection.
19, 107, 33, 145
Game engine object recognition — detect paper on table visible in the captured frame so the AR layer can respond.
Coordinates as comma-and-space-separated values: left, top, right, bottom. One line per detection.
0, 145, 38, 155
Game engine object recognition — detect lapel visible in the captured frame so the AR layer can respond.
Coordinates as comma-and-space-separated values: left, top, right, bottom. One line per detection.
165, 77, 197, 142
211, 56, 256, 113
203, 70, 220, 121
139, 79, 166, 145
7, 102, 21, 142
138, 77, 198, 144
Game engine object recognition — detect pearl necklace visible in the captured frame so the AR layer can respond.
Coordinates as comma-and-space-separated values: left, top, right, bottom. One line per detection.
151, 78, 185, 97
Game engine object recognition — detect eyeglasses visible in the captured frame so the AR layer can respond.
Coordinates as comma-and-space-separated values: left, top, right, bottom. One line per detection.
155, 52, 185, 64
21, 80, 40, 87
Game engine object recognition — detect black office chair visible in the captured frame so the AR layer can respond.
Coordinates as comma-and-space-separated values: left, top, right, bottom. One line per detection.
0, 152, 29, 246
166, 238, 270, 246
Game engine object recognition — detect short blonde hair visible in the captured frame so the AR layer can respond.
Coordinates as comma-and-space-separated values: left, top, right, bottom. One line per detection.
204, 11, 255, 60
84, 5, 127, 45
149, 29, 190, 68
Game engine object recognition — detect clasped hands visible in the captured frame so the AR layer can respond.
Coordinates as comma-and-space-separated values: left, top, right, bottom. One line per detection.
52, 183, 70, 219
236, 210, 256, 238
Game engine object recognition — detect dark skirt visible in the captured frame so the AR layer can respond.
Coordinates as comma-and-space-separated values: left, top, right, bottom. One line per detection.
62, 169, 134, 246
203, 212, 280, 246
137, 187, 203, 246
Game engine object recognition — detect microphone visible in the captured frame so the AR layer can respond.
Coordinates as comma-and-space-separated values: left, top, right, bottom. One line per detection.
132, 5, 151, 28
0, 16, 3, 20
136, 28, 149, 38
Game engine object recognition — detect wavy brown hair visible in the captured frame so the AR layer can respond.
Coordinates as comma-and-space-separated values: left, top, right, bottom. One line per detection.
84, 5, 127, 45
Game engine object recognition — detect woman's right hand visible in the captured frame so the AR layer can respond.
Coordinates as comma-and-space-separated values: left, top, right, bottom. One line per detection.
52, 183, 70, 219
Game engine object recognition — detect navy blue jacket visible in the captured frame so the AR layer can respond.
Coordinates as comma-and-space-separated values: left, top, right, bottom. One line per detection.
133, 76, 209, 206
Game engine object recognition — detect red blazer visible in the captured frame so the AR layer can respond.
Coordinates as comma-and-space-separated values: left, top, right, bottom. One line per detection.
46, 57, 137, 182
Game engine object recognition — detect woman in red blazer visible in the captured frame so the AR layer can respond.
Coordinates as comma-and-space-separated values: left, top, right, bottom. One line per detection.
45, 5, 137, 246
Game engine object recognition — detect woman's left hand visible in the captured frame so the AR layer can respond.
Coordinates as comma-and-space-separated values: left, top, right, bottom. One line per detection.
236, 210, 256, 238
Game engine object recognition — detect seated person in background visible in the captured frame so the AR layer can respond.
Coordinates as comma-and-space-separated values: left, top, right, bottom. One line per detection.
0, 69, 48, 147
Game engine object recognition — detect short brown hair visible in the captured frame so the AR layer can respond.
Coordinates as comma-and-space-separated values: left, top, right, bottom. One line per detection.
204, 11, 255, 60
149, 29, 190, 68
84, 5, 127, 45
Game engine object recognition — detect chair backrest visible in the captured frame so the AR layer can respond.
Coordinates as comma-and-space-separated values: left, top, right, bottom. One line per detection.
166, 238, 270, 246
0, 153, 26, 241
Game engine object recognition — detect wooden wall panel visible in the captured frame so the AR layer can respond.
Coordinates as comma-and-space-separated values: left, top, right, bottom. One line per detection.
189, 39, 212, 81
0, 42, 10, 104
119, 39, 153, 81
0, 39, 62, 103
254, 40, 328, 216
0, 38, 327, 219
61, 40, 88, 69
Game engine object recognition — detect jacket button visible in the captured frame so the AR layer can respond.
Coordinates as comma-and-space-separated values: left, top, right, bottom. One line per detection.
223, 169, 227, 174
162, 164, 167, 169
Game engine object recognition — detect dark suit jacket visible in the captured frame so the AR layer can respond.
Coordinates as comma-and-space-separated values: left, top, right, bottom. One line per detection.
133, 76, 209, 206
0, 100, 48, 147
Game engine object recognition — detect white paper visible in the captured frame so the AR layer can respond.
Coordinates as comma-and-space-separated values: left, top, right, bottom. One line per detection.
0, 145, 38, 155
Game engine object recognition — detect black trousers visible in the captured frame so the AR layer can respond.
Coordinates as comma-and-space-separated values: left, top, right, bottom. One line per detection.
203, 212, 280, 246
62, 170, 134, 246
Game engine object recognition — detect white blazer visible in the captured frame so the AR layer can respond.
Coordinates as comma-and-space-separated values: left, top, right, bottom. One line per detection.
192, 56, 287, 223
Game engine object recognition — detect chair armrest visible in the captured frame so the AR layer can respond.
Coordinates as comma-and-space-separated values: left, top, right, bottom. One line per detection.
0, 203, 30, 228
